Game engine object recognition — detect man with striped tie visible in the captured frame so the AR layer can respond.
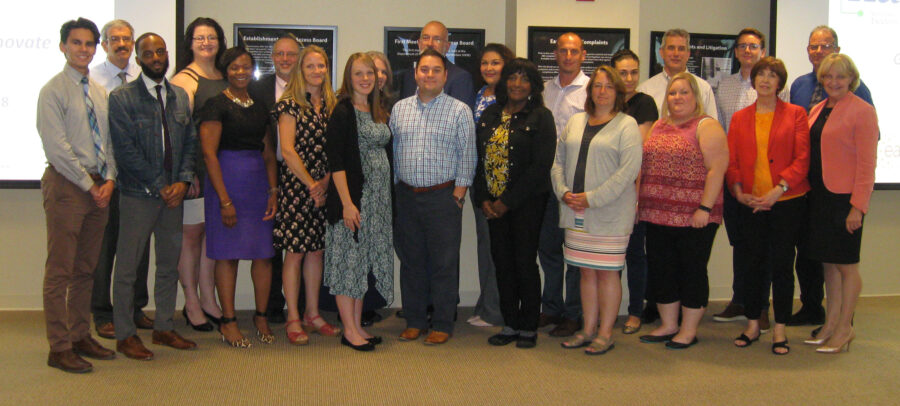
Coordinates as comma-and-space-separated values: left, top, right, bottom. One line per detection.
37, 17, 117, 373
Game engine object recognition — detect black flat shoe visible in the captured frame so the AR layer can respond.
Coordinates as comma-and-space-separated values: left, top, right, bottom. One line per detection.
341, 335, 375, 352
183, 308, 214, 332
515, 335, 537, 349
488, 333, 519, 346
202, 309, 222, 326
734, 333, 760, 348
665, 337, 699, 349
772, 340, 790, 355
639, 332, 677, 343
366, 336, 383, 345
361, 311, 383, 327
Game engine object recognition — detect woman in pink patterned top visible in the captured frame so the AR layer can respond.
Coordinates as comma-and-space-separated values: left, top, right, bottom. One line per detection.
637, 72, 729, 350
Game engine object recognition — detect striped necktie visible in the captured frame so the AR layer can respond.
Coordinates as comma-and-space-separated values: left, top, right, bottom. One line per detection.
117, 71, 127, 87
81, 76, 107, 178
809, 82, 825, 110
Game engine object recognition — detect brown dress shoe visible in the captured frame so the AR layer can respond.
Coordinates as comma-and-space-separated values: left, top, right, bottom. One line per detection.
538, 313, 562, 328
117, 335, 154, 360
48, 349, 92, 373
398, 328, 425, 341
73, 336, 116, 360
134, 315, 155, 330
423, 331, 451, 345
152, 330, 197, 350
95, 322, 115, 339
549, 318, 581, 337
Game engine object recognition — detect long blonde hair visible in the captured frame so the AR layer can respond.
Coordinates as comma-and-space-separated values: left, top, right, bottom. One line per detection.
660, 71, 704, 119
280, 45, 337, 114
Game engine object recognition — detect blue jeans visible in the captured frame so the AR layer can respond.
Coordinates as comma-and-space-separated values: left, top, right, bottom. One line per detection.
623, 221, 647, 317
537, 198, 581, 320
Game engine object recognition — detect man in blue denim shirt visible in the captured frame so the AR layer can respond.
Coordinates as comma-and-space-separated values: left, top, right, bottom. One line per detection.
108, 33, 198, 360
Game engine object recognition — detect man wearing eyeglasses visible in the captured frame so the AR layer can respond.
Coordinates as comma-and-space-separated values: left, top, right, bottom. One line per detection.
248, 34, 302, 325
710, 27, 786, 330
89, 19, 153, 341
787, 25, 872, 329
108, 33, 198, 359
397, 20, 475, 108
637, 28, 718, 119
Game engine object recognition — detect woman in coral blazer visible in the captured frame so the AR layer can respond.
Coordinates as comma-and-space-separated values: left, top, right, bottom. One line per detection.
726, 57, 810, 355
804, 53, 878, 354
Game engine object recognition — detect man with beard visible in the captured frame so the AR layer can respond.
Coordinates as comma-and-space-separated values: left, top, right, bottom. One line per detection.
108, 33, 198, 360
89, 19, 154, 340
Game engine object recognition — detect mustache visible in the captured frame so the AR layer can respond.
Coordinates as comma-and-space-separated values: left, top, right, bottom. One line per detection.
115, 46, 129, 53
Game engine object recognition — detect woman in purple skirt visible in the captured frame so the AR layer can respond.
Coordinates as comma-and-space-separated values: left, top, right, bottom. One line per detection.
199, 47, 278, 348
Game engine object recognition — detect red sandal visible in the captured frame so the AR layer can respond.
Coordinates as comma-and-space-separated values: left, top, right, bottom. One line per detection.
302, 314, 341, 337
285, 319, 309, 345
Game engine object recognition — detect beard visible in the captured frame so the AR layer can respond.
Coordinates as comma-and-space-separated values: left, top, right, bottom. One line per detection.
139, 58, 169, 81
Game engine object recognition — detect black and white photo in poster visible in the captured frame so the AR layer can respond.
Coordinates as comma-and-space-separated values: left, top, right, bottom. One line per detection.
648, 31, 738, 84
383, 27, 485, 86
527, 27, 630, 82
234, 24, 337, 86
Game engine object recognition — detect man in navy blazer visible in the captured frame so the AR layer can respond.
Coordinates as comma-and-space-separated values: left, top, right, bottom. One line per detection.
396, 20, 475, 108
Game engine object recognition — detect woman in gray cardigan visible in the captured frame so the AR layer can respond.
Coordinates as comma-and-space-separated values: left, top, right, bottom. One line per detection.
552, 66, 642, 355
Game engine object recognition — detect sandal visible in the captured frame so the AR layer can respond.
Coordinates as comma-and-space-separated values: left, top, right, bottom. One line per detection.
734, 333, 760, 348
772, 340, 790, 355
622, 322, 642, 335
219, 316, 252, 348
585, 336, 615, 355
253, 311, 275, 344
302, 314, 342, 337
561, 331, 596, 349
285, 319, 309, 346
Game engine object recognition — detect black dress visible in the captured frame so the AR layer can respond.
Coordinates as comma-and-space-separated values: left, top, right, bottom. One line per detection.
807, 107, 863, 264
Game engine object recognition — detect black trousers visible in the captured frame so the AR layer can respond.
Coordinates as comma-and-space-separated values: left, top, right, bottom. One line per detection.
487, 194, 546, 332
646, 222, 719, 309
739, 197, 805, 324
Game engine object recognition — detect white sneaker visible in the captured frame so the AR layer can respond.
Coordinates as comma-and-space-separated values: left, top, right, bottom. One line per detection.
467, 316, 493, 327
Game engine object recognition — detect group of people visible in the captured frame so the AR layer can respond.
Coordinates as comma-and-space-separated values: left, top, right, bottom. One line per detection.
37, 14, 876, 374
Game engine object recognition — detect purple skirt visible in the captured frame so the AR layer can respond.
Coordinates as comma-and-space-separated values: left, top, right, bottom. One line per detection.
205, 150, 275, 260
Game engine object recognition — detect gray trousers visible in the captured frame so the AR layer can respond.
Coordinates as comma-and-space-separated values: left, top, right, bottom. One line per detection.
113, 194, 183, 339
397, 185, 462, 334
469, 193, 503, 325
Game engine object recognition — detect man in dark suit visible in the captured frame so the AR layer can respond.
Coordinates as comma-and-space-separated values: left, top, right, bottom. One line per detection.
396, 20, 475, 108
248, 34, 301, 324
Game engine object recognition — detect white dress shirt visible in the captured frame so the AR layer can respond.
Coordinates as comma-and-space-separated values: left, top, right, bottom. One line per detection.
637, 70, 718, 120
90, 58, 141, 94
543, 71, 589, 139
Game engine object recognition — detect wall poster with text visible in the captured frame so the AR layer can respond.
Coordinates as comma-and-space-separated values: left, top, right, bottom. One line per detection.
234, 24, 337, 87
527, 26, 630, 82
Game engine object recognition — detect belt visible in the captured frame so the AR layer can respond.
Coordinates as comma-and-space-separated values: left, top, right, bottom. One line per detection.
400, 180, 454, 193
89, 173, 103, 182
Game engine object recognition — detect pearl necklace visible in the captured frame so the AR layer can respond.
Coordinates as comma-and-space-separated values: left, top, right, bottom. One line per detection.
224, 88, 254, 108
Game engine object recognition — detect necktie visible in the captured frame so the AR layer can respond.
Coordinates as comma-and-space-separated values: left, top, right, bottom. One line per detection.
809, 82, 825, 110
155, 85, 173, 175
117, 71, 127, 87
81, 77, 107, 178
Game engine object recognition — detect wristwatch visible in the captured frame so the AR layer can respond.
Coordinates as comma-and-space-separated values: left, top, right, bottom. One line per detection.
455, 195, 466, 207
780, 182, 789, 193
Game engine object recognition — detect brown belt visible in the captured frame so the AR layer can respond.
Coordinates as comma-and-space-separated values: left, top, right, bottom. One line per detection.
89, 173, 103, 182
400, 180, 454, 193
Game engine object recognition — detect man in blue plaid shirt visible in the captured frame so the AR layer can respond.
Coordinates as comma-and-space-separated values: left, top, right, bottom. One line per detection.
391, 49, 476, 345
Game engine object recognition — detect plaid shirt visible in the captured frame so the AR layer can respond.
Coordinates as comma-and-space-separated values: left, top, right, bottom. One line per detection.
391, 91, 476, 188
714, 72, 789, 131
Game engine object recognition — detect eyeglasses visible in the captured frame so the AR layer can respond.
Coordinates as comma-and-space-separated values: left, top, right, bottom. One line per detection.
735, 43, 761, 51
807, 43, 836, 52
193, 35, 219, 43
108, 36, 133, 43
273, 51, 299, 58
141, 49, 168, 58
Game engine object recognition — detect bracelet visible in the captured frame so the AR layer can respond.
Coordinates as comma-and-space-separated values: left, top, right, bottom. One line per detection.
698, 204, 712, 213
268, 187, 280, 196
221, 200, 233, 209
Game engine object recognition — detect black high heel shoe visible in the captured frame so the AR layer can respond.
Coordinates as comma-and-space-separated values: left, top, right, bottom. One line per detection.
202, 309, 222, 326
341, 335, 375, 352
182, 308, 214, 332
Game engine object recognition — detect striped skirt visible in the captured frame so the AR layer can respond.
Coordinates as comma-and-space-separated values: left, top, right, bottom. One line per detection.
563, 211, 629, 271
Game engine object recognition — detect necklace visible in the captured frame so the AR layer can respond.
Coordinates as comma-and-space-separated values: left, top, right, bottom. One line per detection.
224, 88, 254, 108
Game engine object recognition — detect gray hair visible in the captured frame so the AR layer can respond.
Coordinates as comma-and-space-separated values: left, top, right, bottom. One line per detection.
662, 28, 691, 51
101, 19, 134, 42
809, 25, 838, 47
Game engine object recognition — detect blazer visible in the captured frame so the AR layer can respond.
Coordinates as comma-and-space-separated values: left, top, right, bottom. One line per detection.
324, 98, 393, 225
550, 112, 642, 236
248, 73, 277, 112
472, 103, 557, 210
726, 98, 811, 198
108, 75, 196, 198
808, 92, 879, 213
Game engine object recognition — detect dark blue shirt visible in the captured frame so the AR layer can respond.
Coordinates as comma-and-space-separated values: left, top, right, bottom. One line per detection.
790, 71, 873, 112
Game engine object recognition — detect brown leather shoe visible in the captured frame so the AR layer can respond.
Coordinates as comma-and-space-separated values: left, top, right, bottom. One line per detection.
134, 314, 155, 330
423, 331, 451, 345
95, 322, 115, 339
152, 330, 197, 350
549, 318, 581, 337
117, 335, 154, 360
398, 328, 425, 341
538, 313, 562, 328
73, 336, 115, 360
47, 349, 92, 373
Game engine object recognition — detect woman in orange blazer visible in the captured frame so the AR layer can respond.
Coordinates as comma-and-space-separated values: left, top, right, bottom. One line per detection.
726, 57, 810, 355
804, 53, 878, 354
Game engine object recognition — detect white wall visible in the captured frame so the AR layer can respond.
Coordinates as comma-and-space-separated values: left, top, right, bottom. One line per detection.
4, 0, 897, 311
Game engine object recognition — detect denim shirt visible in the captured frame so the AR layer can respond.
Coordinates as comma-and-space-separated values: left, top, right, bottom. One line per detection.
108, 75, 196, 198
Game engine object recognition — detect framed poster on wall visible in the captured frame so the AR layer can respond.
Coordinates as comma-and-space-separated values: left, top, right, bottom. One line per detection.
527, 26, 630, 82
384, 26, 485, 88
234, 24, 337, 87
648, 31, 738, 84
